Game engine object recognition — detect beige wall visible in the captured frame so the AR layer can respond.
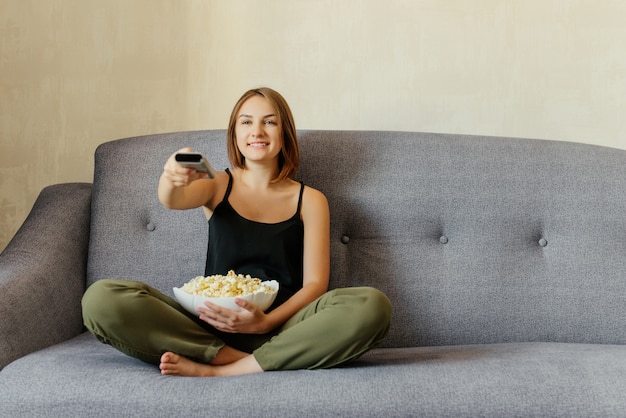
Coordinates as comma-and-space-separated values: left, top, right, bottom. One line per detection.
1, 0, 626, 252
0, 0, 213, 251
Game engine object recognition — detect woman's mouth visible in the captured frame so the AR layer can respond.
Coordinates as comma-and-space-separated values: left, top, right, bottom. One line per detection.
248, 142, 269, 148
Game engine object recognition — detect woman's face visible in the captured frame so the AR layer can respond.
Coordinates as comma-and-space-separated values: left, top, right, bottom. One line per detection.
234, 95, 283, 167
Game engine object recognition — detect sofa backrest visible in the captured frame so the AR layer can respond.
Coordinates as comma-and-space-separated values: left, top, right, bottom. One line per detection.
87, 130, 626, 348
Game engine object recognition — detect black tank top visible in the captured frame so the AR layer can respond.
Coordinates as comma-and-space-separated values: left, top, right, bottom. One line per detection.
204, 169, 305, 307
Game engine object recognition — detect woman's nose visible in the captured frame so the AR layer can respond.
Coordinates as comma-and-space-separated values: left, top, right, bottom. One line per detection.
252, 123, 264, 136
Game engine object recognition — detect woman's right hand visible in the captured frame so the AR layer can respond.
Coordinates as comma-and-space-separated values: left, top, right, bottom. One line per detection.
161, 147, 209, 188
158, 147, 217, 210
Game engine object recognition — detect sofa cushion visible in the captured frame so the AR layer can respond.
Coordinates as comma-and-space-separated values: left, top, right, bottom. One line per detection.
86, 131, 626, 348
1, 333, 625, 417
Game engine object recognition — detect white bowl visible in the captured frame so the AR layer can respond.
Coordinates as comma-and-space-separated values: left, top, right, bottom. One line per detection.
173, 280, 279, 316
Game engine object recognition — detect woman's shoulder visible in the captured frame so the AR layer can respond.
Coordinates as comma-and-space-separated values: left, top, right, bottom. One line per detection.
301, 184, 329, 213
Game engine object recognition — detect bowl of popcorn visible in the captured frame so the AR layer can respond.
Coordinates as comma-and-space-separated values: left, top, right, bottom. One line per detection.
173, 270, 279, 315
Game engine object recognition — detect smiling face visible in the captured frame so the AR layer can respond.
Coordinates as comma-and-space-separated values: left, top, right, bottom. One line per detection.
226, 88, 299, 182
234, 95, 283, 169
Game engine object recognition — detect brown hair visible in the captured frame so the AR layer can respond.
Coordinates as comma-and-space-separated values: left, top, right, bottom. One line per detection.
227, 87, 299, 182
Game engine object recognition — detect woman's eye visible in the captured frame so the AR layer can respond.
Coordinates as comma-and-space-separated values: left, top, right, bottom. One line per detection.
265, 120, 277, 125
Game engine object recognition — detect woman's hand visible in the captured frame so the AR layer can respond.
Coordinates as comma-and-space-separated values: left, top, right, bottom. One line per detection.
158, 147, 218, 210
198, 299, 274, 335
162, 147, 209, 187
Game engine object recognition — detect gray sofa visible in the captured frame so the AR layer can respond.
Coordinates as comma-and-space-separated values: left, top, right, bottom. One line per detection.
1, 130, 625, 417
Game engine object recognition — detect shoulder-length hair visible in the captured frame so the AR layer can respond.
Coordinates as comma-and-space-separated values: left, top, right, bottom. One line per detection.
227, 87, 299, 182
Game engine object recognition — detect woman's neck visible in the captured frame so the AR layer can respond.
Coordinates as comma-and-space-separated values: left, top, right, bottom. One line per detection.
238, 164, 280, 190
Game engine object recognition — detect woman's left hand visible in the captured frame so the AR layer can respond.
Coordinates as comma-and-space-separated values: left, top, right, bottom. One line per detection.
197, 299, 272, 334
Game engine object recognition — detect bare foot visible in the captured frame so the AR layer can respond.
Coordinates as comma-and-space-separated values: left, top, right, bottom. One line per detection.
159, 352, 264, 377
159, 352, 215, 376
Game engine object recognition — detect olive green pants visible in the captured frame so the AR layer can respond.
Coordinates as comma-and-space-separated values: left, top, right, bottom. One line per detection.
81, 280, 392, 371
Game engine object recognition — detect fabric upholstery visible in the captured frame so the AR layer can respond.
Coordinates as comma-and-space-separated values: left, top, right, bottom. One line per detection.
1, 333, 625, 417
1, 130, 625, 416
0, 183, 91, 368
87, 130, 626, 348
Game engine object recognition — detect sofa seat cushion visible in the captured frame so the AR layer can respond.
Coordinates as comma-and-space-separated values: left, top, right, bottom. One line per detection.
1, 333, 624, 417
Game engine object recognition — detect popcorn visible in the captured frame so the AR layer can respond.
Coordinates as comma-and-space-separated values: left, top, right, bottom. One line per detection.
180, 270, 274, 298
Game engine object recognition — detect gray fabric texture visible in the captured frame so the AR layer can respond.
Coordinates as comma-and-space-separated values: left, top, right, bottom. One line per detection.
87, 130, 626, 347
0, 183, 92, 369
1, 333, 625, 417
1, 130, 625, 416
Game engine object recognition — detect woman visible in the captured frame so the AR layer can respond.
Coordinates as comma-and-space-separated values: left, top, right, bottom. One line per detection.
82, 87, 392, 377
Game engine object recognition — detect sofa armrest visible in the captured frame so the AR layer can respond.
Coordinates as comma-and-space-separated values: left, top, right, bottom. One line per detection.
0, 183, 92, 369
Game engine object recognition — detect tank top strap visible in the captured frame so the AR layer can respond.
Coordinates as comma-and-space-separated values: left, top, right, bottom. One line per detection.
296, 182, 305, 216
222, 168, 234, 201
